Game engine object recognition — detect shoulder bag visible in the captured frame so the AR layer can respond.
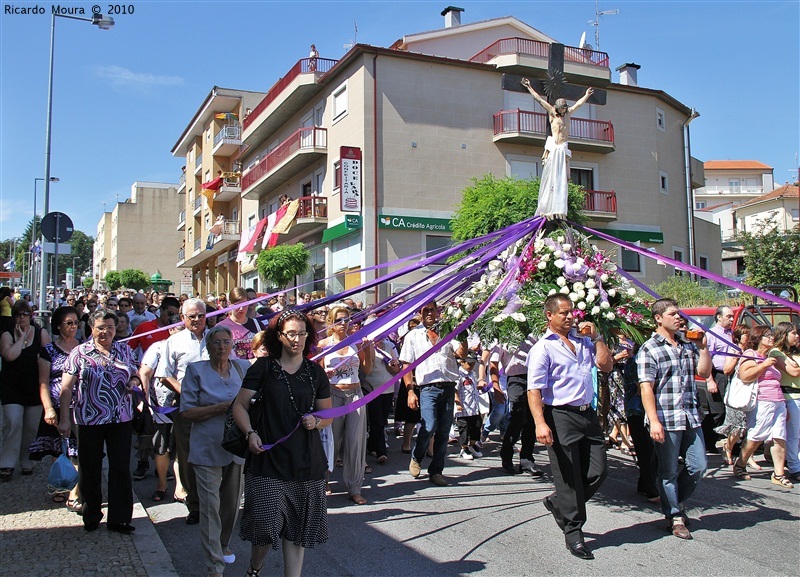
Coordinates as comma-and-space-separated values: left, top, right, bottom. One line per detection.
222, 358, 267, 458
724, 360, 758, 412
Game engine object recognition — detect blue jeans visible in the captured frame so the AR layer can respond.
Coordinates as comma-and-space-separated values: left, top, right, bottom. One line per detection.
413, 383, 455, 476
653, 426, 707, 519
482, 394, 508, 438
785, 396, 800, 474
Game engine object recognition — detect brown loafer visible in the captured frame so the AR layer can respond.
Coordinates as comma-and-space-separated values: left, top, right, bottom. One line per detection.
671, 521, 692, 540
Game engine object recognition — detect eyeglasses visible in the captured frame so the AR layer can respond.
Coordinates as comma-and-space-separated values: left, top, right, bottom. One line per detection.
17, 311, 32, 317
280, 331, 308, 340
62, 320, 79, 327
209, 339, 233, 347
93, 325, 115, 333
762, 334, 774, 338
334, 317, 348, 324
185, 313, 206, 320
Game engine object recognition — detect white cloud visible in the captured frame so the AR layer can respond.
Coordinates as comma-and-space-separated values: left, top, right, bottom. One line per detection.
95, 65, 184, 89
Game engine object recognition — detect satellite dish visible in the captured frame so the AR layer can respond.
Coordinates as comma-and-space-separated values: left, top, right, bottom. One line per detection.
579, 31, 587, 48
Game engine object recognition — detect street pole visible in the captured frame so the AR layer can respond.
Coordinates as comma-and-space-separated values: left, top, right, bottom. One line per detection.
683, 108, 700, 279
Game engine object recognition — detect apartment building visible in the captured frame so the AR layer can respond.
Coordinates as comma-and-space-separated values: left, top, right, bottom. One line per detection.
92, 182, 184, 290
170, 87, 266, 297
223, 11, 720, 301
695, 160, 776, 242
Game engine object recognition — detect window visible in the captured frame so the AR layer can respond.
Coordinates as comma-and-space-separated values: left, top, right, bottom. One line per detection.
507, 155, 538, 180
313, 168, 325, 195
695, 201, 707, 209
699, 256, 709, 270
333, 160, 341, 190
792, 209, 799, 221
332, 82, 348, 121
621, 248, 641, 273
425, 235, 452, 266
659, 171, 669, 195
570, 167, 594, 190
656, 108, 666, 132
729, 179, 741, 193
673, 248, 684, 276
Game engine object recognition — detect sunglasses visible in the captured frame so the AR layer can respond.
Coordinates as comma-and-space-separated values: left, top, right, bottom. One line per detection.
185, 313, 206, 320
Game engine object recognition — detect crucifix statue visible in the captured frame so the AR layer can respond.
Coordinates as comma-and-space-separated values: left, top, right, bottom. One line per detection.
502, 43, 607, 220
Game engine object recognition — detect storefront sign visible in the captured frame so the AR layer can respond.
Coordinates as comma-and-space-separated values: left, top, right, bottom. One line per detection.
345, 214, 362, 229
378, 215, 451, 232
340, 146, 362, 213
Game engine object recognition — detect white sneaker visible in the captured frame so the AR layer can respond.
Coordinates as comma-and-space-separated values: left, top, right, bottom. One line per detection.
468, 446, 483, 458
458, 449, 474, 460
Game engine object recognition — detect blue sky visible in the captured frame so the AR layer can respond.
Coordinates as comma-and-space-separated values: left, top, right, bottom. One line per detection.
1, 0, 798, 242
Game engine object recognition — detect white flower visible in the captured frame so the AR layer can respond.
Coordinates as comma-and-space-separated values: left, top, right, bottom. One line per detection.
562, 243, 572, 252
608, 264, 618, 272
587, 269, 596, 277
573, 282, 585, 292
586, 294, 596, 303
537, 261, 547, 270
557, 236, 565, 244
607, 288, 616, 297
600, 274, 609, 282
548, 289, 557, 296
554, 259, 565, 269
511, 312, 526, 322
600, 301, 610, 309
585, 279, 596, 289
556, 277, 567, 287
488, 260, 502, 271
569, 292, 579, 302
577, 301, 587, 311
575, 257, 585, 266
554, 249, 563, 258
627, 287, 636, 296
559, 286, 570, 294
606, 312, 616, 320
577, 290, 586, 299
540, 252, 550, 262
591, 306, 601, 315
493, 313, 508, 323
463, 298, 473, 308
592, 245, 599, 251
452, 309, 463, 320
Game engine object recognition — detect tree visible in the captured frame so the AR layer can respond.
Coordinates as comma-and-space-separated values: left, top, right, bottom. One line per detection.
652, 276, 729, 308
119, 269, 151, 292
82, 277, 94, 290
450, 174, 588, 242
737, 213, 800, 289
105, 271, 122, 291
257, 244, 310, 290
55, 230, 94, 282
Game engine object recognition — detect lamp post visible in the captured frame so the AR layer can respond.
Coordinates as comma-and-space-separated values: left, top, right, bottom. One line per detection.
32, 177, 59, 294
38, 12, 114, 313
683, 108, 700, 279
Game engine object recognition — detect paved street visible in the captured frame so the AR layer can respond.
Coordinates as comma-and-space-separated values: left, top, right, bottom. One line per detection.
2, 427, 798, 577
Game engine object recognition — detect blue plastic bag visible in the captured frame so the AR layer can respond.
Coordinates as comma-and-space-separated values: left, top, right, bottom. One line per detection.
48, 438, 78, 493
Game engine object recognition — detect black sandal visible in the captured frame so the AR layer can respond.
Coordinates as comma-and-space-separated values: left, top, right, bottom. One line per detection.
246, 566, 262, 577
152, 490, 166, 502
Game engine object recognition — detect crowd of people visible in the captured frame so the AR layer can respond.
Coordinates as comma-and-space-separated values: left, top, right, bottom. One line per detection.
0, 284, 798, 573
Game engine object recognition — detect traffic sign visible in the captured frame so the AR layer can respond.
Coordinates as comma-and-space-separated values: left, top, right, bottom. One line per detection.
40, 212, 73, 243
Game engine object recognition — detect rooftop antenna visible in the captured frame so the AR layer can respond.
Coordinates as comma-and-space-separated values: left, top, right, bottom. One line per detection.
588, 0, 619, 49
343, 18, 358, 51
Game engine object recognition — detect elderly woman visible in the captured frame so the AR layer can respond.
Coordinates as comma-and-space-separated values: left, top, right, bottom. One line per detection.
217, 287, 262, 360
29, 306, 81, 506
181, 325, 250, 577
733, 325, 793, 488
0, 299, 51, 481
233, 309, 332, 577
57, 309, 141, 532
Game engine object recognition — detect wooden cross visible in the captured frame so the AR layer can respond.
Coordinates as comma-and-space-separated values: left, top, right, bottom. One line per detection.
501, 43, 607, 136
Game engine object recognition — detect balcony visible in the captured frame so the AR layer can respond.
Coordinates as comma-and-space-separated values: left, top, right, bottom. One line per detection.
242, 57, 337, 150
583, 190, 617, 221
177, 248, 185, 265
208, 219, 241, 252
193, 195, 203, 215
492, 109, 615, 153
213, 173, 242, 203
180, 220, 242, 267
194, 153, 203, 174
470, 37, 611, 84
212, 124, 242, 157
178, 171, 186, 193
193, 238, 202, 252
242, 127, 328, 200
177, 210, 186, 231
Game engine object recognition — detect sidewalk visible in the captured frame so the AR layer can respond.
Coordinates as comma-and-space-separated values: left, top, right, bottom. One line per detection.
0, 455, 176, 577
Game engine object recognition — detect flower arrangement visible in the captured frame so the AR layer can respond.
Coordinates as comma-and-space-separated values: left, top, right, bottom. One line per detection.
439, 229, 653, 349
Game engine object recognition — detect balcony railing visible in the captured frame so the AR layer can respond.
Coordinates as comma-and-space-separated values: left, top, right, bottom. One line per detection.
493, 109, 614, 144
296, 196, 328, 219
696, 185, 764, 195
194, 196, 203, 210
179, 172, 186, 187
178, 210, 186, 224
220, 219, 240, 236
193, 238, 202, 252
195, 153, 203, 170
470, 37, 610, 68
583, 190, 617, 214
178, 248, 185, 261
214, 124, 241, 146
243, 57, 338, 131
241, 127, 327, 192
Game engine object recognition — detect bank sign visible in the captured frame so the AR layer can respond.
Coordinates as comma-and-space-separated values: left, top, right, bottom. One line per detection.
378, 215, 452, 232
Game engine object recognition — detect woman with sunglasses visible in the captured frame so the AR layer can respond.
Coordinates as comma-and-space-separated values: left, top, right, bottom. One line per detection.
29, 306, 81, 506
232, 309, 332, 577
0, 300, 52, 481
317, 306, 373, 505
217, 287, 261, 360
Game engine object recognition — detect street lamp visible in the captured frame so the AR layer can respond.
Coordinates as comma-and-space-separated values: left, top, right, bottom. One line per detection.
683, 108, 700, 279
31, 177, 59, 293
38, 11, 114, 312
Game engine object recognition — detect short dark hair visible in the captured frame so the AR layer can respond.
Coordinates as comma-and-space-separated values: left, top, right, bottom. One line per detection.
544, 293, 571, 314
51, 305, 79, 336
714, 305, 731, 323
651, 298, 679, 319
118, 297, 132, 307
160, 296, 180, 311
11, 299, 32, 318
264, 308, 317, 359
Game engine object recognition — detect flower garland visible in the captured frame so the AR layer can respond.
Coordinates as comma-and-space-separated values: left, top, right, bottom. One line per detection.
440, 229, 653, 349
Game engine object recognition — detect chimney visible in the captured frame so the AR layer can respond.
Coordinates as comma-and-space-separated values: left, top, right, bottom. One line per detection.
615, 62, 641, 86
441, 6, 464, 28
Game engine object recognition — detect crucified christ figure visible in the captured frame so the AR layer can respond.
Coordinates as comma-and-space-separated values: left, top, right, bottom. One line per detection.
521, 78, 594, 220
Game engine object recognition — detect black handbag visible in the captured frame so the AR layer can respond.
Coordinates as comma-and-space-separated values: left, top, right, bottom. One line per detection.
221, 359, 267, 458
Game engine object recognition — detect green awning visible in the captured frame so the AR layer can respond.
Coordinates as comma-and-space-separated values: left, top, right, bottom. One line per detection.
590, 228, 664, 244
321, 220, 361, 243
